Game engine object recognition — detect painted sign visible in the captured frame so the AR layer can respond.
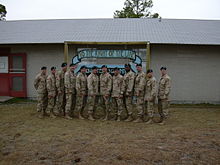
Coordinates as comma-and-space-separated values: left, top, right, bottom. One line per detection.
72, 49, 142, 75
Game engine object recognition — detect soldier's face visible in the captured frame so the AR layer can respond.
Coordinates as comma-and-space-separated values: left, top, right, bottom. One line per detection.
81, 68, 86, 73
136, 66, 142, 72
51, 69, 56, 74
70, 66, 74, 71
62, 66, 67, 72
42, 69, 47, 75
147, 72, 152, 78
125, 67, 130, 72
93, 69, 98, 74
114, 70, 119, 75
102, 67, 107, 73
161, 69, 166, 76
73, 65, 77, 70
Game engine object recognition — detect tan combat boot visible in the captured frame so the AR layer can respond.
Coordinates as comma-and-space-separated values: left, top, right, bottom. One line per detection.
65, 114, 73, 120
116, 115, 121, 122
50, 112, 57, 119
146, 118, 153, 124
103, 112, 109, 121
88, 114, 95, 121
124, 115, 133, 122
158, 120, 165, 125
133, 116, 143, 123
79, 112, 85, 120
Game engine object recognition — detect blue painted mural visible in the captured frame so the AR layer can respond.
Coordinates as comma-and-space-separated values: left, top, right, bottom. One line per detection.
72, 49, 142, 75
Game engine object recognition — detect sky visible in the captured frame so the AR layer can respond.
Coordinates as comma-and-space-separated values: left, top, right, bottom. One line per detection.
1, 0, 220, 20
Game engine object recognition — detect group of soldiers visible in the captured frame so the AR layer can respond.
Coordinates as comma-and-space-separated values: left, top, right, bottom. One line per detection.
34, 63, 171, 124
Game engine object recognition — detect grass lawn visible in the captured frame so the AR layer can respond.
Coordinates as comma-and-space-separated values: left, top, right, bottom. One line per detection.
0, 102, 220, 165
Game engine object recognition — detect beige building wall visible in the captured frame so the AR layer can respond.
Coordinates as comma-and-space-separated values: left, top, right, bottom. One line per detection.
151, 44, 220, 104
2, 44, 220, 103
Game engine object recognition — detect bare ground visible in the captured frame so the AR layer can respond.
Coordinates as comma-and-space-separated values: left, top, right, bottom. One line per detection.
0, 103, 220, 165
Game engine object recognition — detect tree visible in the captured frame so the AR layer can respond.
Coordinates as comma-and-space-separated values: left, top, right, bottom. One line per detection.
114, 0, 160, 18
0, 4, 7, 20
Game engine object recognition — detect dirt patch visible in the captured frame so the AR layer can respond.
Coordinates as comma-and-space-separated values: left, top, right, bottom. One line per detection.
0, 104, 220, 164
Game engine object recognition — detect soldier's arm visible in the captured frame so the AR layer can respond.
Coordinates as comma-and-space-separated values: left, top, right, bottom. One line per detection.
34, 75, 40, 90
151, 79, 157, 98
64, 72, 70, 93
119, 76, 124, 97
56, 73, 61, 91
138, 75, 146, 93
46, 76, 53, 95
76, 76, 81, 93
127, 73, 135, 93
87, 76, 93, 95
165, 78, 171, 96
107, 75, 112, 95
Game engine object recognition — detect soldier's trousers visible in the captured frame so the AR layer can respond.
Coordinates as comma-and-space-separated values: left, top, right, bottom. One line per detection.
136, 96, 144, 117
158, 99, 170, 118
47, 96, 56, 113
56, 92, 66, 114
100, 95, 111, 113
145, 101, 155, 118
65, 93, 76, 116
87, 95, 98, 115
37, 93, 48, 113
112, 97, 123, 116
75, 95, 87, 114
124, 96, 133, 115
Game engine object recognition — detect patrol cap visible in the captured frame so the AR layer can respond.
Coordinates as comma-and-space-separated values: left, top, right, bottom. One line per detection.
61, 62, 67, 67
147, 69, 153, 74
80, 65, 87, 70
41, 66, 47, 70
51, 66, 56, 71
136, 64, 142, 67
92, 66, 98, 70
69, 63, 75, 67
160, 66, 167, 70
124, 64, 131, 68
114, 67, 119, 71
101, 65, 107, 68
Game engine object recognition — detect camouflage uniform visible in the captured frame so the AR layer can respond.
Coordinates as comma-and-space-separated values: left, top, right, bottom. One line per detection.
34, 72, 48, 114
87, 73, 99, 116
144, 76, 157, 119
75, 72, 87, 118
46, 73, 57, 115
64, 70, 76, 116
158, 74, 171, 118
56, 70, 66, 115
100, 72, 112, 119
122, 70, 135, 117
134, 71, 146, 118
112, 74, 124, 119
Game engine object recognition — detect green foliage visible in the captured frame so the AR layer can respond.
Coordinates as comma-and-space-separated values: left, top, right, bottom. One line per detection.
114, 0, 160, 18
0, 4, 7, 20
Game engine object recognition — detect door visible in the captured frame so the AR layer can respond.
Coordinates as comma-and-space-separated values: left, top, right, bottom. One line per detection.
0, 56, 9, 96
9, 53, 27, 97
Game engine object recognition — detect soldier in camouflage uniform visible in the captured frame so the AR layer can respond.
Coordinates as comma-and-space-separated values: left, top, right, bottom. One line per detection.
112, 67, 124, 121
34, 66, 48, 118
144, 69, 157, 124
75, 65, 88, 120
133, 64, 146, 123
64, 63, 77, 119
46, 67, 57, 118
158, 67, 171, 125
122, 64, 135, 122
87, 66, 99, 121
56, 62, 67, 116
100, 65, 112, 120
